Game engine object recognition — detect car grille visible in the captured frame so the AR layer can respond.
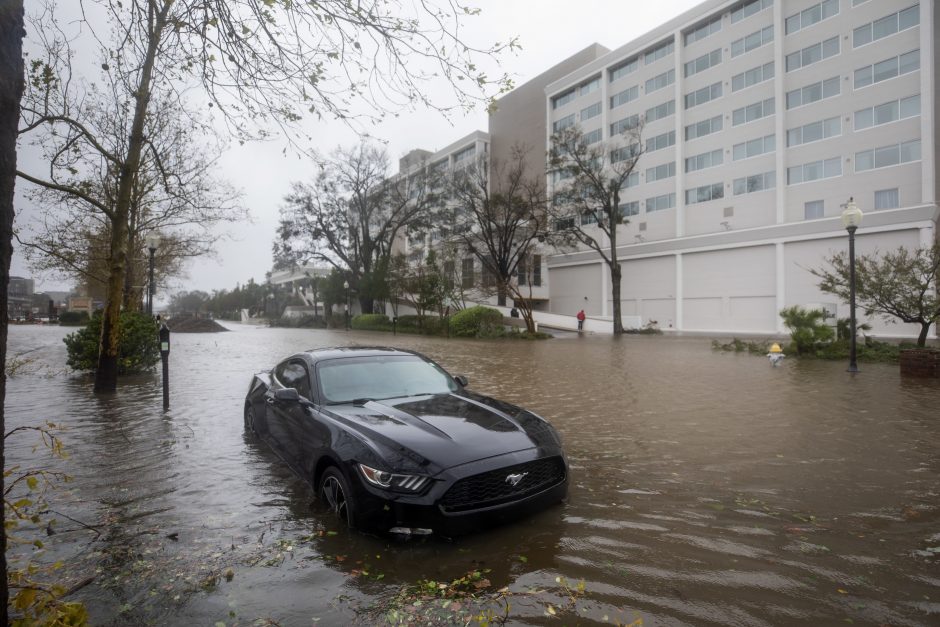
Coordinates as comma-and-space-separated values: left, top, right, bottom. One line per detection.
439, 456, 566, 513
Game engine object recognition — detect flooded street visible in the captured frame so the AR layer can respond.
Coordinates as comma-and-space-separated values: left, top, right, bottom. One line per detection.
5, 323, 940, 626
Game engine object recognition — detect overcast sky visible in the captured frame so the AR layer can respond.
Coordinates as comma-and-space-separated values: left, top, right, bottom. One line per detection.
14, 0, 702, 296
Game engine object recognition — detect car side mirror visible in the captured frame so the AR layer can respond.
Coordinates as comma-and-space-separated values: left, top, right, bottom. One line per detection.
274, 387, 301, 402
454, 375, 469, 387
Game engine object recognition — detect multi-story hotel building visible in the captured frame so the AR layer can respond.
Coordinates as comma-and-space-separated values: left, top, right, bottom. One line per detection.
401, 0, 937, 338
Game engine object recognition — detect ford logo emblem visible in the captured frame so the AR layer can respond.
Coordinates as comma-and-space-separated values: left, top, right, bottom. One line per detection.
505, 472, 528, 487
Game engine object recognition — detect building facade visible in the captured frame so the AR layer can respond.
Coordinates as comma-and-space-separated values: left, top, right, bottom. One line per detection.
543, 0, 937, 336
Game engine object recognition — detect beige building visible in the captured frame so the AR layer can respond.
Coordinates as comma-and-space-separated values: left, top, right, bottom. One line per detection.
400, 0, 937, 339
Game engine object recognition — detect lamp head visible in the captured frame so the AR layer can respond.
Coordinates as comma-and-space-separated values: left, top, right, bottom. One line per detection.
841, 198, 863, 230
343, 280, 349, 290
145, 232, 161, 252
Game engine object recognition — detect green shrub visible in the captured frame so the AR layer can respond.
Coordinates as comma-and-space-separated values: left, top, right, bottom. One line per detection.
352, 313, 391, 330
58, 310, 90, 326
268, 315, 326, 328
449, 306, 504, 338
64, 311, 160, 374
779, 306, 834, 356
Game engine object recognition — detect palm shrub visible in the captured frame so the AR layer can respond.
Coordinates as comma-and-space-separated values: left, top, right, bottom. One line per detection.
450, 306, 504, 338
64, 311, 160, 373
779, 306, 834, 355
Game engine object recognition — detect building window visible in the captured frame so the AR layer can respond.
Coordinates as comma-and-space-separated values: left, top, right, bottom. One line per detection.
732, 97, 774, 126
646, 161, 676, 182
554, 216, 576, 231
645, 193, 675, 213
785, 0, 839, 35
684, 15, 722, 46
620, 201, 640, 217
646, 130, 675, 153
854, 4, 919, 48
580, 211, 598, 226
611, 144, 640, 164
644, 39, 674, 65
855, 139, 921, 172
731, 0, 773, 24
733, 171, 775, 195
685, 115, 723, 140
786, 76, 840, 109
645, 100, 675, 123
732, 134, 775, 160
804, 200, 824, 219
874, 188, 900, 209
730, 25, 773, 58
580, 102, 602, 121
609, 57, 638, 82
854, 49, 920, 89
684, 82, 722, 109
732, 62, 774, 92
551, 88, 576, 110
583, 128, 603, 145
685, 149, 723, 173
685, 183, 724, 205
621, 172, 640, 189
580, 76, 601, 97
610, 86, 639, 109
786, 36, 839, 72
684, 48, 721, 77
553, 114, 575, 133
787, 116, 841, 147
461, 258, 474, 288
645, 69, 675, 94
610, 114, 639, 136
787, 157, 841, 185
855, 94, 920, 130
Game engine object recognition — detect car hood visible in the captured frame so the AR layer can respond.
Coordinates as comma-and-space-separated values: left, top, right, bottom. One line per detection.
325, 392, 560, 471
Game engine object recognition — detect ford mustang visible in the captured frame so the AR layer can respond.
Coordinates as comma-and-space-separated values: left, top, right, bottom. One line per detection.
244, 347, 568, 535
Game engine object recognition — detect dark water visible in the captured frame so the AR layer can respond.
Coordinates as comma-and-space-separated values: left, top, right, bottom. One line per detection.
5, 323, 940, 626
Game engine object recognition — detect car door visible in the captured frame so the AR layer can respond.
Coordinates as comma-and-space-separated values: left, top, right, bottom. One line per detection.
296, 364, 332, 480
280, 359, 320, 477
266, 359, 307, 468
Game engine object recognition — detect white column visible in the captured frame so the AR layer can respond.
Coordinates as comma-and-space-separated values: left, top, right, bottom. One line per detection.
675, 252, 684, 330
920, 0, 935, 203
673, 28, 685, 238
775, 242, 786, 334
773, 0, 786, 224
601, 260, 610, 317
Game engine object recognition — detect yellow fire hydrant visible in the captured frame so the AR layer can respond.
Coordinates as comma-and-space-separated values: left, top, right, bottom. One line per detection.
767, 343, 785, 367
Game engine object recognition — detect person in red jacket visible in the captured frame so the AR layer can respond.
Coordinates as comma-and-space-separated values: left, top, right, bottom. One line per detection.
576, 309, 586, 331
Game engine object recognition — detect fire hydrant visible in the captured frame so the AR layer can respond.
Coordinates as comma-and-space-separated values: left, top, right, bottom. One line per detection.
767, 343, 785, 367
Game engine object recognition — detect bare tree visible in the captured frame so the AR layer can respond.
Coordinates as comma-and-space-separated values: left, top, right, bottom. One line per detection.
18, 90, 244, 310
19, 0, 515, 392
811, 243, 940, 347
0, 0, 24, 616
276, 143, 440, 313
447, 145, 546, 332
547, 123, 644, 334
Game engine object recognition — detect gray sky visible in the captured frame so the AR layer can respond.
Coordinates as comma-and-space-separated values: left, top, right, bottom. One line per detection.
14, 0, 701, 296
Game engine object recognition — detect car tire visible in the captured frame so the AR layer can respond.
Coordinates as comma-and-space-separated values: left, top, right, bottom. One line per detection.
318, 467, 358, 528
244, 403, 256, 435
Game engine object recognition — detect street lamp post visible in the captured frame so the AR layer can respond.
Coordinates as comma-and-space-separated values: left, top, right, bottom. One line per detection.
841, 198, 863, 373
144, 232, 161, 315
343, 280, 350, 331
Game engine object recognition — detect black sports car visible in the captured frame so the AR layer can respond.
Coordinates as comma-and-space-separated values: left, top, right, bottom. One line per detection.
244, 347, 568, 535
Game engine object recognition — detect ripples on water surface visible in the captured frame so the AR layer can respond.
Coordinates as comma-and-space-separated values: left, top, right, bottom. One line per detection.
5, 324, 940, 625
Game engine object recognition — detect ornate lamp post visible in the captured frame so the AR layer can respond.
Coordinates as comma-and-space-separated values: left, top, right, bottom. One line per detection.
841, 198, 863, 373
343, 280, 350, 331
144, 232, 161, 315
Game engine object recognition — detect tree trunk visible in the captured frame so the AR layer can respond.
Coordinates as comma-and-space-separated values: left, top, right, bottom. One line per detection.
94, 8, 166, 392
610, 262, 623, 334
496, 287, 507, 307
918, 323, 930, 347
0, 0, 25, 619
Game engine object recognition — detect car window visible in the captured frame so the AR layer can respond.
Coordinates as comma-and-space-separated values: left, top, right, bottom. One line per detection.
317, 355, 457, 404
275, 360, 313, 400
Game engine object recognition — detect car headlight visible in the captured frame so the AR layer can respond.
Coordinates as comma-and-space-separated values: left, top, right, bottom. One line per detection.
358, 463, 431, 493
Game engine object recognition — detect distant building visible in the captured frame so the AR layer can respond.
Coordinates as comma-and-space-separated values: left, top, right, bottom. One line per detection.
7, 276, 34, 319
68, 296, 94, 315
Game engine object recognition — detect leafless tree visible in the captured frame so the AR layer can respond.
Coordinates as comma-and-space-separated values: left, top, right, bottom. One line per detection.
18, 0, 515, 392
276, 143, 441, 313
446, 146, 547, 332
547, 123, 644, 334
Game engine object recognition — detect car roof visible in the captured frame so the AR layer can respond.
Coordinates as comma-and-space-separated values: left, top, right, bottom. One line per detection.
289, 346, 421, 365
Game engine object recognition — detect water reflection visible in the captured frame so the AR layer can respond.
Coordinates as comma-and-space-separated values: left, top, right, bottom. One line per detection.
5, 324, 939, 625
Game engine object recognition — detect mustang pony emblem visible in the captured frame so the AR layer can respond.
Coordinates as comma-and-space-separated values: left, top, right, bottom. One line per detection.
505, 472, 528, 487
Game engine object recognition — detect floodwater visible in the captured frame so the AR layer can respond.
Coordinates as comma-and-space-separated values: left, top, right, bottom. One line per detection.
5, 323, 939, 626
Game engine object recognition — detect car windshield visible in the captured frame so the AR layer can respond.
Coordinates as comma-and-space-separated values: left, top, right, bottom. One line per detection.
317, 355, 458, 404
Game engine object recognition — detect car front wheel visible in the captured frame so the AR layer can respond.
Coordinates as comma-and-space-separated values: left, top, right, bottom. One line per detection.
319, 467, 358, 528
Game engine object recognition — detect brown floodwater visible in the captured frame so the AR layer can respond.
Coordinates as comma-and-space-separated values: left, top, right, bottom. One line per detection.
5, 323, 939, 626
